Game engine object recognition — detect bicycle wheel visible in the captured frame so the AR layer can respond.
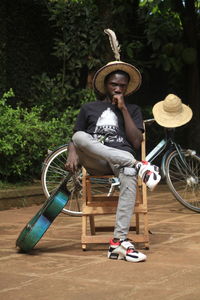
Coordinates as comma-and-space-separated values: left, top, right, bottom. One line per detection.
41, 145, 83, 216
165, 149, 200, 212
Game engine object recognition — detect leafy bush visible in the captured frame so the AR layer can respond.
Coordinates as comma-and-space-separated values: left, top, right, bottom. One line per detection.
0, 89, 94, 182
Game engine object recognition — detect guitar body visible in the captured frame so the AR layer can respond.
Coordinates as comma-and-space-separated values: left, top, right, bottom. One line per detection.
16, 177, 70, 252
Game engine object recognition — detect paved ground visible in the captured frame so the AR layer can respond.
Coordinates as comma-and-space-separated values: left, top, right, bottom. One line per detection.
0, 184, 200, 300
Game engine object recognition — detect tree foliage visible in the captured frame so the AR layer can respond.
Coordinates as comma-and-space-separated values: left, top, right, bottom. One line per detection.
0, 0, 199, 182
30, 0, 106, 116
139, 0, 200, 149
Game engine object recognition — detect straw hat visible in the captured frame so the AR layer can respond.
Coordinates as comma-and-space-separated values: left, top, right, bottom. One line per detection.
93, 60, 142, 96
93, 29, 142, 96
152, 94, 193, 128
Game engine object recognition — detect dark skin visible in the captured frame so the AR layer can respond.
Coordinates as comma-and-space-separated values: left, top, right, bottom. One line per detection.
65, 72, 143, 173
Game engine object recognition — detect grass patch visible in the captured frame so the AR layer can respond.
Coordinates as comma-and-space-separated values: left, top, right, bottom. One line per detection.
0, 180, 41, 190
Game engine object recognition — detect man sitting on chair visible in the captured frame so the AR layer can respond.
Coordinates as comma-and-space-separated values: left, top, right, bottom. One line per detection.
65, 60, 161, 263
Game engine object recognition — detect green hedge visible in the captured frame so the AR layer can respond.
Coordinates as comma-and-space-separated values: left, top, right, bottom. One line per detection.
0, 89, 95, 182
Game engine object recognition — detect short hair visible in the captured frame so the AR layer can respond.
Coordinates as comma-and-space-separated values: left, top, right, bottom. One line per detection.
104, 70, 130, 84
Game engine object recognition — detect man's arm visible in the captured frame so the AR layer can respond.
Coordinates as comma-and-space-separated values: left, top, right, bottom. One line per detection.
65, 141, 79, 173
112, 94, 143, 149
65, 104, 87, 172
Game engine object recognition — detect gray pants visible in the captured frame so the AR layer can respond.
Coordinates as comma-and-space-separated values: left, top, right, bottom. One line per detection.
72, 131, 138, 240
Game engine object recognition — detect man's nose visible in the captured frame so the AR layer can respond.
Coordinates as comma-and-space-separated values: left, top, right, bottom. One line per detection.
114, 86, 122, 93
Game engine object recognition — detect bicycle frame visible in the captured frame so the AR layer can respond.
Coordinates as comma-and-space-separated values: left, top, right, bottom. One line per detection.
144, 125, 187, 179
144, 121, 199, 180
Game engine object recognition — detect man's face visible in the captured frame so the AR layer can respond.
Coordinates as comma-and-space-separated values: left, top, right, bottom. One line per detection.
105, 73, 129, 99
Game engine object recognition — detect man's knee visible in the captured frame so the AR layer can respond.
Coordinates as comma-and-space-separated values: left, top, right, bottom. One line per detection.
119, 167, 137, 185
72, 131, 89, 148
122, 167, 137, 176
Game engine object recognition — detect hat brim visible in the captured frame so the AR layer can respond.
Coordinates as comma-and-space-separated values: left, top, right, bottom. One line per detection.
152, 101, 193, 128
93, 61, 142, 96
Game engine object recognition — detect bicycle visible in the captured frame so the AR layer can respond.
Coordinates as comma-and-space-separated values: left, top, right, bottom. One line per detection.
41, 119, 200, 215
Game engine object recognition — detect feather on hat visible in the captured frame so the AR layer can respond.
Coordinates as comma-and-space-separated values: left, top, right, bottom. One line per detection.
93, 29, 142, 96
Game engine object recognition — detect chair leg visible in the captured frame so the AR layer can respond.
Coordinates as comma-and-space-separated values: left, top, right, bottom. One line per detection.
82, 244, 87, 251
81, 215, 87, 250
135, 213, 140, 234
144, 213, 150, 249
89, 216, 96, 235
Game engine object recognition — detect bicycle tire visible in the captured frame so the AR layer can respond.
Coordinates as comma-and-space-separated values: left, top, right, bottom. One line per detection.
165, 149, 200, 213
41, 145, 118, 216
41, 145, 83, 216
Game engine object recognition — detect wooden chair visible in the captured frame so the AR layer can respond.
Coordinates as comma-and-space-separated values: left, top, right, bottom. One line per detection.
81, 129, 149, 250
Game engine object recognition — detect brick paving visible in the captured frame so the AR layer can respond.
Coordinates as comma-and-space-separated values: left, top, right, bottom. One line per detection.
0, 184, 200, 300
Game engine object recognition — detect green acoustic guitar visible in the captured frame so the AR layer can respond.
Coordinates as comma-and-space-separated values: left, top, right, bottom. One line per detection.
16, 176, 71, 252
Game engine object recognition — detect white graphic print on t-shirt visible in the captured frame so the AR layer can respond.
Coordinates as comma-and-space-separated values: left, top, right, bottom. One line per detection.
93, 107, 125, 143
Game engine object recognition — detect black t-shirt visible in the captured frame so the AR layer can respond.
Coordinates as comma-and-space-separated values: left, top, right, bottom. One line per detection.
74, 100, 144, 155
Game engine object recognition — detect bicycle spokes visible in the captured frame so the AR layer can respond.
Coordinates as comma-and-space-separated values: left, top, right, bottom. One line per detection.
166, 150, 200, 212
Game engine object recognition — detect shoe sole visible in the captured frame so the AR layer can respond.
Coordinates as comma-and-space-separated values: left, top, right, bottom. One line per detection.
108, 252, 147, 263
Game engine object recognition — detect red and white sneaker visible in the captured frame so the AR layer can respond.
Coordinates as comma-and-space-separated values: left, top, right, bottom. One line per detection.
135, 160, 161, 191
108, 239, 147, 262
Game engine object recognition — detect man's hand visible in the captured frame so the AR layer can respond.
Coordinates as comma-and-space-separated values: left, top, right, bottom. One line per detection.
65, 154, 79, 173
112, 94, 143, 149
65, 142, 79, 173
112, 94, 127, 111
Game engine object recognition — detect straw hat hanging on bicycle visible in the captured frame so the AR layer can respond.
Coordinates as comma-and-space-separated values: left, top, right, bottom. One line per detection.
152, 94, 193, 128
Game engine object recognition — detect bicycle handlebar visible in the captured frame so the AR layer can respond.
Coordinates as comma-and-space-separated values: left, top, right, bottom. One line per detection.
144, 118, 155, 124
